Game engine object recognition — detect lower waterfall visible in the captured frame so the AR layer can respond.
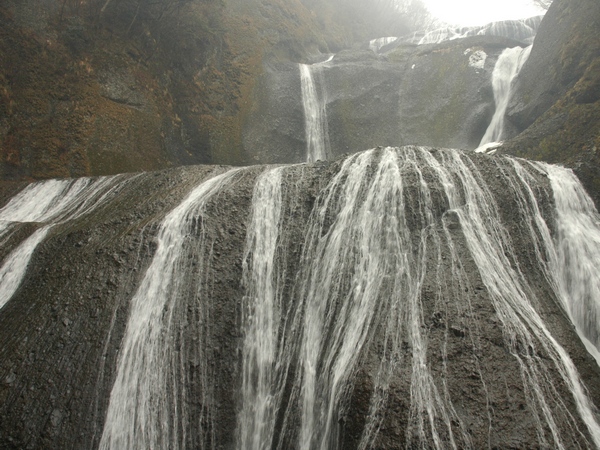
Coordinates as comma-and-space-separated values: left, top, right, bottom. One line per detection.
542, 163, 600, 364
99, 168, 243, 450
1, 148, 600, 449
233, 147, 600, 449
0, 175, 130, 309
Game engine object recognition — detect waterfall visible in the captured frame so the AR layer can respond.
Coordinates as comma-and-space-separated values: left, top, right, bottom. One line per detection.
235, 147, 600, 449
534, 162, 600, 364
415, 16, 542, 45
237, 166, 286, 450
99, 168, 242, 450
299, 56, 332, 162
478, 45, 531, 147
4, 149, 600, 448
425, 150, 600, 448
369, 37, 398, 53
0, 176, 127, 309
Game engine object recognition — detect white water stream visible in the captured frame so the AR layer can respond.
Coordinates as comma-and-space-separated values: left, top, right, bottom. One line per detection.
237, 167, 286, 450
428, 150, 600, 448
527, 162, 600, 365
369, 37, 398, 53
478, 45, 531, 147
415, 17, 542, 45
99, 168, 241, 450
299, 56, 333, 163
236, 147, 600, 449
0, 176, 125, 309
3, 148, 593, 448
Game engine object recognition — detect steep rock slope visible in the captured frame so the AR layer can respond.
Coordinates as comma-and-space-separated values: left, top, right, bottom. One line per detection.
502, 0, 600, 206
0, 148, 599, 448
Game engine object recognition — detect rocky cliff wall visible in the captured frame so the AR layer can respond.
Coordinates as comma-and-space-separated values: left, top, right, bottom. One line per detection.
0, 0, 417, 181
501, 0, 600, 207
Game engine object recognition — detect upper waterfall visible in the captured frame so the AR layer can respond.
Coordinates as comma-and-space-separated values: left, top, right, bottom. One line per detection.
478, 45, 532, 148
373, 16, 542, 52
368, 37, 398, 53
415, 16, 542, 46
299, 56, 333, 163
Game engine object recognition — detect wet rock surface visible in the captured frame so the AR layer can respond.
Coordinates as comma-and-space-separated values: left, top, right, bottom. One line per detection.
506, 0, 600, 133
501, 0, 600, 209
0, 149, 598, 448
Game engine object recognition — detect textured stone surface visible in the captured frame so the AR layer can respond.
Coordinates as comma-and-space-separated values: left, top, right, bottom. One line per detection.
506, 0, 600, 132
0, 150, 599, 448
501, 0, 600, 208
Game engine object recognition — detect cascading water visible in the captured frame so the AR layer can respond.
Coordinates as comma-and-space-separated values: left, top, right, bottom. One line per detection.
478, 45, 532, 148
369, 37, 398, 53
414, 16, 542, 45
528, 162, 600, 364
237, 166, 286, 450
99, 168, 242, 450
0, 176, 128, 309
299, 56, 333, 162
234, 147, 600, 449
3, 149, 600, 449
424, 150, 600, 448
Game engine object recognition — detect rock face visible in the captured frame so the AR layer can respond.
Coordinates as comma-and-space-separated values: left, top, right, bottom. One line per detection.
501, 0, 600, 207
244, 36, 526, 163
506, 0, 600, 132
1, 147, 600, 449
0, 0, 418, 181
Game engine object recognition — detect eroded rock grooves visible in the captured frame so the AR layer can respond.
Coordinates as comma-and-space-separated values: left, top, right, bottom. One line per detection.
0, 148, 600, 449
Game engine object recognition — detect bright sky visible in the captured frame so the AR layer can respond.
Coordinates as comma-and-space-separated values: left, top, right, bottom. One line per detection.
421, 0, 545, 26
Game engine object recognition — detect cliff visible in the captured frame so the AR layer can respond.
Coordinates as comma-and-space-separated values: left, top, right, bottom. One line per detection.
0, 0, 414, 181
244, 35, 528, 163
501, 0, 600, 206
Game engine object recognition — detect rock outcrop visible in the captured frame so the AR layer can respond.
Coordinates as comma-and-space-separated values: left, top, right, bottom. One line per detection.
501, 0, 600, 207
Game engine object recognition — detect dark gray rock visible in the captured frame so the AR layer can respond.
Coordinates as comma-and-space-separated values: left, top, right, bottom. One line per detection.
506, 0, 600, 132
0, 150, 599, 448
97, 69, 148, 110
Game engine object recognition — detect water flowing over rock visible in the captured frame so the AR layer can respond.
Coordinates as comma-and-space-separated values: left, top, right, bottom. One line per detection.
478, 45, 532, 147
1, 147, 600, 449
500, 0, 600, 212
299, 57, 334, 162
406, 16, 542, 46
0, 175, 134, 309
245, 36, 523, 163
369, 37, 399, 54
99, 168, 243, 450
